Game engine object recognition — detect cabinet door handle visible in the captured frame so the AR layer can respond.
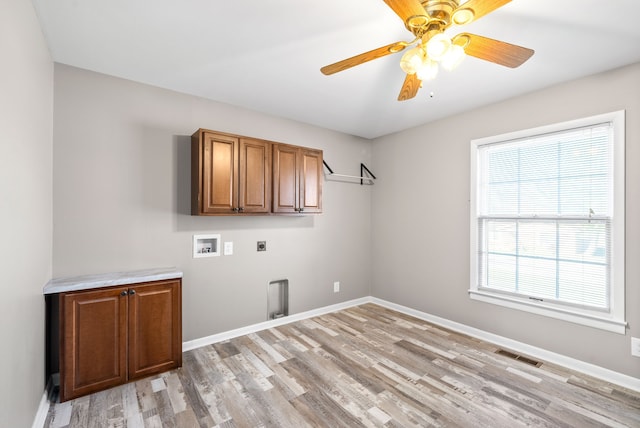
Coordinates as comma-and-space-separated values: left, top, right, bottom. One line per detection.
231, 207, 239, 212
128, 289, 136, 295
120, 290, 128, 296
238, 207, 244, 212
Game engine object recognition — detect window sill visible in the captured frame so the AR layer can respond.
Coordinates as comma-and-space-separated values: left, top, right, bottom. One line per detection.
469, 289, 627, 334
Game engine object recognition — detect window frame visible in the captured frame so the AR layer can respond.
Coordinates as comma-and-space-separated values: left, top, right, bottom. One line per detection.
469, 111, 626, 334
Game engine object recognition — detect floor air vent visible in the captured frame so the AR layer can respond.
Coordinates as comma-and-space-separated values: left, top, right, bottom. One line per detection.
495, 349, 542, 367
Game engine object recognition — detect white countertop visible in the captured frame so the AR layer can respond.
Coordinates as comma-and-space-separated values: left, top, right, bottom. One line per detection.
43, 267, 183, 294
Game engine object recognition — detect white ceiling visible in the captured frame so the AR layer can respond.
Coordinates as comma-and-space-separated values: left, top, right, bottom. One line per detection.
32, 0, 640, 139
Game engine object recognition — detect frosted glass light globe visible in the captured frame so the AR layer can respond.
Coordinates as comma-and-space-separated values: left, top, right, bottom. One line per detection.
399, 46, 426, 75
416, 58, 439, 81
441, 44, 466, 71
426, 33, 452, 61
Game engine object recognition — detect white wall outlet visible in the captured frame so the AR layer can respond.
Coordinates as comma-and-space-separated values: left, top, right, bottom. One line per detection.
223, 241, 233, 256
333, 281, 340, 293
632, 337, 640, 357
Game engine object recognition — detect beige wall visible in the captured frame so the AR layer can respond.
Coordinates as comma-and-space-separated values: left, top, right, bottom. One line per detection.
371, 62, 640, 378
0, 0, 53, 426
52, 64, 373, 341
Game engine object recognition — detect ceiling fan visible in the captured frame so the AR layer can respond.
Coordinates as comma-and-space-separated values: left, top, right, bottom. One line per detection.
320, 0, 534, 101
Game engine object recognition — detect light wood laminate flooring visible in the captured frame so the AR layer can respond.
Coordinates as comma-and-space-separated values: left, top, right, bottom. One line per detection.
45, 303, 640, 427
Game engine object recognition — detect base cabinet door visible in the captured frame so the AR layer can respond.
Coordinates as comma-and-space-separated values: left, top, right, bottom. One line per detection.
128, 280, 182, 380
61, 287, 128, 402
59, 279, 182, 402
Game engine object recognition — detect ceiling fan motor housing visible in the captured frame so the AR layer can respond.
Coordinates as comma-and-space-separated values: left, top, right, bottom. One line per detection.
407, 1, 465, 38
422, 0, 457, 25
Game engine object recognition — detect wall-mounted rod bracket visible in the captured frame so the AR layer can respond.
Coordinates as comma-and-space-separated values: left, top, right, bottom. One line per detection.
323, 160, 376, 185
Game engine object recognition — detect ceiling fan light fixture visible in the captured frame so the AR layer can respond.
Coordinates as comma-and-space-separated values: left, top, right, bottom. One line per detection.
452, 8, 474, 25
399, 46, 426, 74
320, 0, 534, 102
441, 43, 465, 70
426, 33, 451, 61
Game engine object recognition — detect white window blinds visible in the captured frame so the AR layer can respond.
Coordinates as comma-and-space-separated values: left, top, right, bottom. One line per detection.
476, 123, 613, 310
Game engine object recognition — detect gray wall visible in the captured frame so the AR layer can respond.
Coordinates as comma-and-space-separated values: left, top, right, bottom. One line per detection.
52, 64, 373, 341
0, 0, 53, 426
9, 10, 638, 424
371, 62, 640, 378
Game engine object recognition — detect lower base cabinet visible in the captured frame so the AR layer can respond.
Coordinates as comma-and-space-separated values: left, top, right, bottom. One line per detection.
59, 279, 182, 402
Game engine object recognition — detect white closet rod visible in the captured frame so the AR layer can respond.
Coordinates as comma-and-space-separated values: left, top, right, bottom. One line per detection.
326, 172, 375, 181
322, 160, 376, 185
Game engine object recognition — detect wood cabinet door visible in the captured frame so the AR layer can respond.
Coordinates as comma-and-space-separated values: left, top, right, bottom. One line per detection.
299, 148, 323, 213
200, 132, 238, 214
61, 287, 127, 402
239, 138, 271, 213
128, 280, 182, 380
272, 144, 299, 213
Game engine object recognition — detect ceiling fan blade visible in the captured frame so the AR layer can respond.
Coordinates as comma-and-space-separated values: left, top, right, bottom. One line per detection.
457, 33, 534, 68
383, 0, 427, 24
456, 0, 511, 23
320, 42, 409, 75
398, 73, 421, 101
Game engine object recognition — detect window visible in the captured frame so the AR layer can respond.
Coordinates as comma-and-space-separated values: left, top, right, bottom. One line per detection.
470, 111, 626, 334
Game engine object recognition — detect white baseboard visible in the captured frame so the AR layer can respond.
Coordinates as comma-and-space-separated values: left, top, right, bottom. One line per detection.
183, 296, 639, 393
31, 391, 50, 428
182, 297, 370, 352
370, 297, 640, 393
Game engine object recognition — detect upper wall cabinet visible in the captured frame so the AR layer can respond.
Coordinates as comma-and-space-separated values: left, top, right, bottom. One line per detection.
191, 129, 322, 215
191, 129, 271, 215
272, 143, 323, 214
